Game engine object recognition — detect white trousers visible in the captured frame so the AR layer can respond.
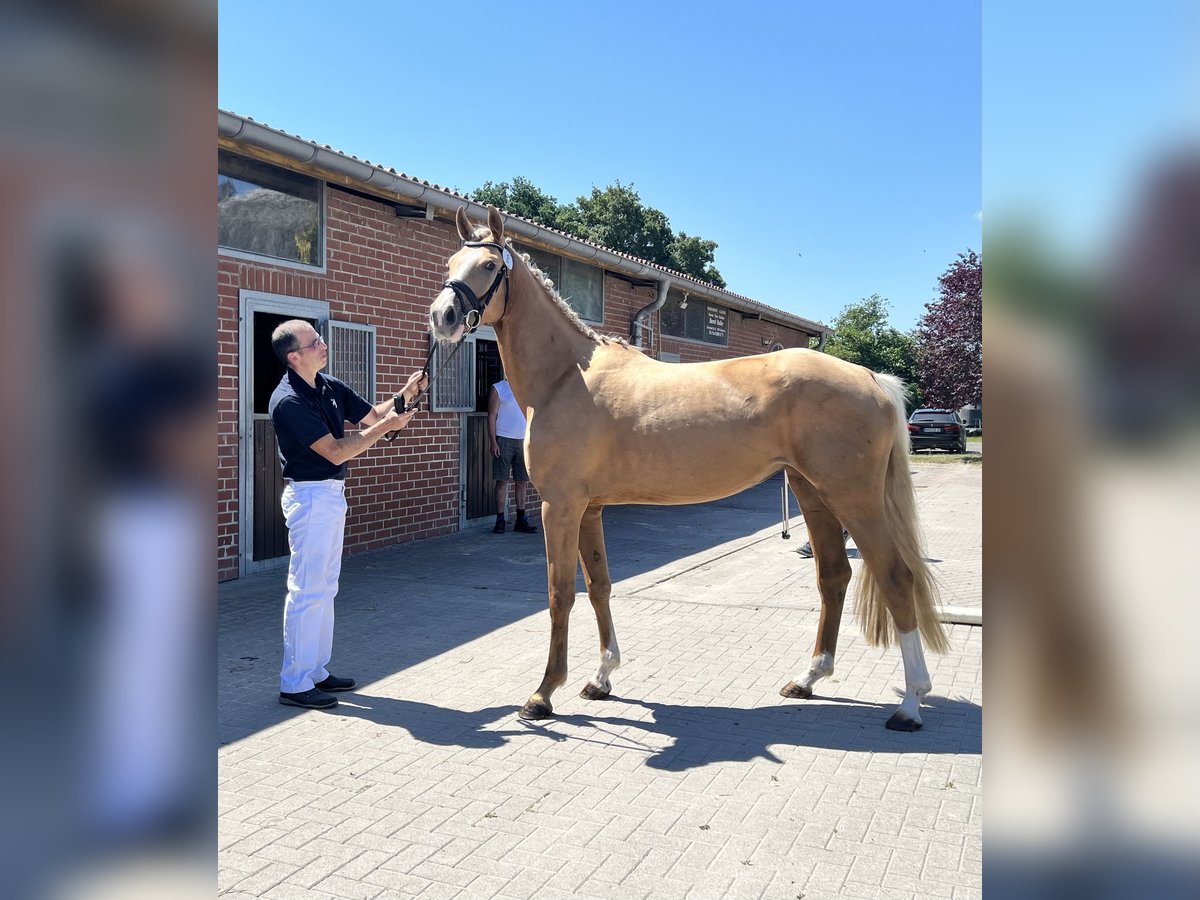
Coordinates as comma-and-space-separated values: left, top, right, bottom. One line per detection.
93, 490, 204, 830
280, 479, 347, 693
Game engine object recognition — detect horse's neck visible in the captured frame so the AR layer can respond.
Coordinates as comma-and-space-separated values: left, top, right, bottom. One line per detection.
494, 262, 595, 409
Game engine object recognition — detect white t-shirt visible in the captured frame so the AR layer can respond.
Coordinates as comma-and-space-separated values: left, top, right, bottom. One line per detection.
493, 380, 526, 439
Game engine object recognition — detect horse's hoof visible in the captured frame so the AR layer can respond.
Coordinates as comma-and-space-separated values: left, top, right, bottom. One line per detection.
779, 681, 813, 700
518, 701, 554, 720
885, 712, 923, 732
580, 683, 610, 701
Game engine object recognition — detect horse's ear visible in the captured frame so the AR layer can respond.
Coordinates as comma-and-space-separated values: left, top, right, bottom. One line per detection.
487, 205, 505, 242
455, 206, 474, 242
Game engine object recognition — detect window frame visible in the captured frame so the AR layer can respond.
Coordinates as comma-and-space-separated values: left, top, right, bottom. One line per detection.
659, 290, 730, 348
218, 151, 327, 273
513, 242, 604, 324
327, 320, 377, 405
429, 332, 477, 413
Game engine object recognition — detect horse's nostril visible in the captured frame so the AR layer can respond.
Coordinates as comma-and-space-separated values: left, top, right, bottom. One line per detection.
443, 307, 458, 326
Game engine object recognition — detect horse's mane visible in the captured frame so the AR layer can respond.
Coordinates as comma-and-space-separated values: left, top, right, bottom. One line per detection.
470, 225, 633, 348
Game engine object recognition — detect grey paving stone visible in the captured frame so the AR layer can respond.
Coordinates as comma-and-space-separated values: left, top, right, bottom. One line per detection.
220, 466, 981, 898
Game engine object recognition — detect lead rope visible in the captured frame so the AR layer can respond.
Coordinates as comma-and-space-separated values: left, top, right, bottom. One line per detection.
383, 337, 467, 442
387, 242, 512, 442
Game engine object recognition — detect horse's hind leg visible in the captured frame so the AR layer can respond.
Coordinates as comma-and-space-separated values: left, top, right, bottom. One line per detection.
847, 522, 931, 731
577, 505, 620, 701
520, 498, 585, 720
780, 469, 853, 700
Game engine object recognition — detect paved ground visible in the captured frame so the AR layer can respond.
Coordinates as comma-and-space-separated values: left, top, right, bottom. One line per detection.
219, 458, 982, 899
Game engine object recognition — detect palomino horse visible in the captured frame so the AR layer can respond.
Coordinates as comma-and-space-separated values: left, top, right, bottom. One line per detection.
429, 206, 949, 731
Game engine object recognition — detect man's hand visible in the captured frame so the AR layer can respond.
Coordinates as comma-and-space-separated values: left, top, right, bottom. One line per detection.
383, 407, 418, 433
401, 369, 430, 404
490, 437, 500, 457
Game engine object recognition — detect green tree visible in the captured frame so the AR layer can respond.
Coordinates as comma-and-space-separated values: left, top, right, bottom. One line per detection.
562, 181, 674, 265
824, 295, 921, 401
667, 232, 726, 288
471, 176, 561, 227
471, 176, 725, 287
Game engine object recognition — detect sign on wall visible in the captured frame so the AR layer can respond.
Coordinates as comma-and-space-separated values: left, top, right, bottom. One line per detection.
706, 306, 727, 344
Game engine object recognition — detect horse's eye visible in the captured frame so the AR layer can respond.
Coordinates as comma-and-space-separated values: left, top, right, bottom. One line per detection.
485, 262, 496, 271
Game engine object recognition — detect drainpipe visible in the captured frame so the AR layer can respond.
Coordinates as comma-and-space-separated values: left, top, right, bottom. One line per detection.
631, 279, 670, 348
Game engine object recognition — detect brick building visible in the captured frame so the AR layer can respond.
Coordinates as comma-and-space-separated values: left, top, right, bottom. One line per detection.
218, 110, 830, 582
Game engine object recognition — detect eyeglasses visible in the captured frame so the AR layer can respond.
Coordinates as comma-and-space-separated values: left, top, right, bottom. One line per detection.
296, 335, 326, 352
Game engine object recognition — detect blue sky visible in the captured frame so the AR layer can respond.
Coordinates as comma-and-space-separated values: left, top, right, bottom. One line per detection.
219, 2, 981, 331
985, 2, 1199, 263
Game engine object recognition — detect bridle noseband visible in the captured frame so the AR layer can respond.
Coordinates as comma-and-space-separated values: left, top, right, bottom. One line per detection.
387, 239, 509, 443
442, 240, 511, 333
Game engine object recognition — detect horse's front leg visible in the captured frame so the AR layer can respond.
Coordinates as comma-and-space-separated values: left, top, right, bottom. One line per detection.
576, 505, 619, 701
519, 498, 585, 720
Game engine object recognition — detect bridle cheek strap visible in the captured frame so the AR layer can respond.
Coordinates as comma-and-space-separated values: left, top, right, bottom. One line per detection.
442, 240, 510, 333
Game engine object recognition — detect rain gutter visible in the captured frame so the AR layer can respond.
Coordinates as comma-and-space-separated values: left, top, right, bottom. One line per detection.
219, 110, 831, 344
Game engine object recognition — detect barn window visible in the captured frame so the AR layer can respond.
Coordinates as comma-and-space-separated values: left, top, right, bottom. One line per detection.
514, 243, 604, 324
660, 289, 728, 346
327, 321, 375, 403
429, 335, 476, 413
218, 151, 323, 268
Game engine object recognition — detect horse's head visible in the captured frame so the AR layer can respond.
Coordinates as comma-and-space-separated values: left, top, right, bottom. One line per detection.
428, 205, 512, 342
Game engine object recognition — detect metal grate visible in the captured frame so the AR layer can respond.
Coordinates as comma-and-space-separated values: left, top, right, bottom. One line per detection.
430, 336, 475, 412
327, 320, 375, 403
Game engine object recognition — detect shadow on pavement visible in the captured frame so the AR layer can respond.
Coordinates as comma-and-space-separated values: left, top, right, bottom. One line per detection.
331, 691, 981, 764
509, 694, 979, 765
333, 697, 526, 749
220, 477, 810, 745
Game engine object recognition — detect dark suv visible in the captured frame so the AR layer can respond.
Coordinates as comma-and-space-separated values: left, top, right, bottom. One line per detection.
908, 408, 967, 453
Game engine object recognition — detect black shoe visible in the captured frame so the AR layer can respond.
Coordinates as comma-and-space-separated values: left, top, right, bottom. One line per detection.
493, 519, 506, 534
279, 688, 337, 709
513, 519, 538, 534
797, 529, 849, 559
313, 675, 356, 692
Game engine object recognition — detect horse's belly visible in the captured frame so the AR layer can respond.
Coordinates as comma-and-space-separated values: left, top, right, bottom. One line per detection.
589, 432, 784, 505
529, 400, 794, 506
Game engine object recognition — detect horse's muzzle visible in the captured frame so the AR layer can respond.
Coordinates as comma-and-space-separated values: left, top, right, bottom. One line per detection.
429, 290, 466, 342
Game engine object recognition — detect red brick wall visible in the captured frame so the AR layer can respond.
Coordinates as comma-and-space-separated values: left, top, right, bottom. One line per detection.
217, 257, 242, 579
324, 196, 463, 557
595, 275, 813, 362
218, 180, 817, 581
599, 276, 659, 341
218, 189, 466, 581
657, 305, 812, 363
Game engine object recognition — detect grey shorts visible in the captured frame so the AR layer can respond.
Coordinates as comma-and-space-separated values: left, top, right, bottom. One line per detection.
492, 436, 529, 482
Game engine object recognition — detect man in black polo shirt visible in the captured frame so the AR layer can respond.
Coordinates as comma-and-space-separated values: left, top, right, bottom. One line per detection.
268, 319, 427, 710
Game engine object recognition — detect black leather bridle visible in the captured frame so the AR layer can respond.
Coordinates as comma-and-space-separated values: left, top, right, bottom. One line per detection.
382, 240, 511, 443
441, 240, 511, 333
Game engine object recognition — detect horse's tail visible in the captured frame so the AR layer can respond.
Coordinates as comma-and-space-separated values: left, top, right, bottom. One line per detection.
855, 373, 951, 654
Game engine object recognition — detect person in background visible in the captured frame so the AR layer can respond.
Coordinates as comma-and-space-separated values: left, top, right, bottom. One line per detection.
488, 372, 537, 535
797, 528, 850, 559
